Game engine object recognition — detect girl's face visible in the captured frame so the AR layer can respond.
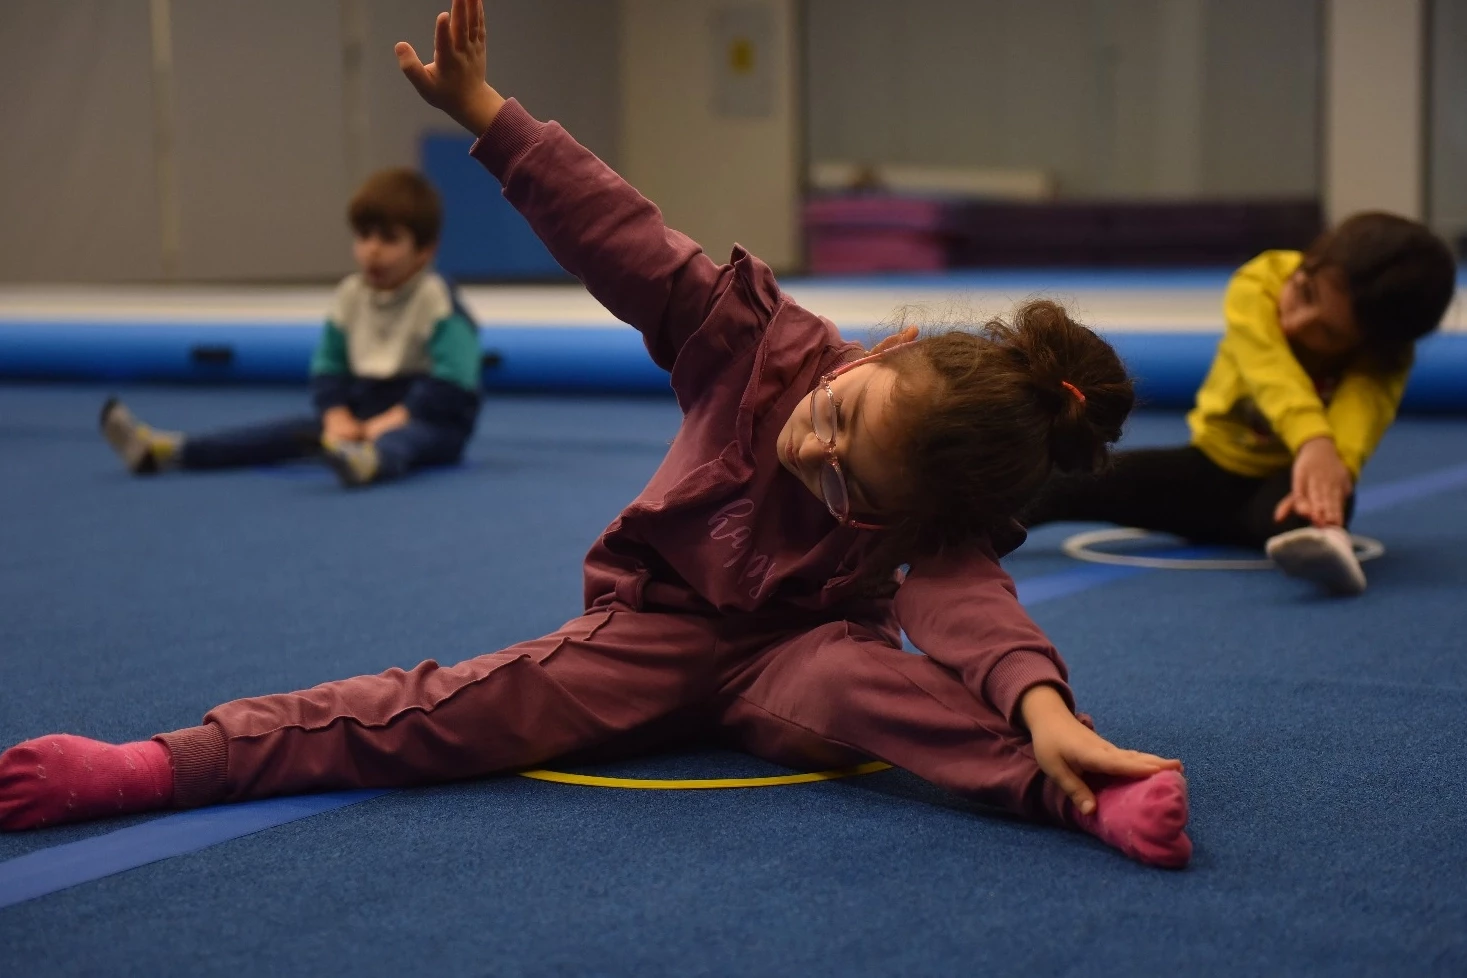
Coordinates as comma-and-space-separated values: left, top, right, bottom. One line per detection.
776, 331, 921, 524
1278, 267, 1362, 359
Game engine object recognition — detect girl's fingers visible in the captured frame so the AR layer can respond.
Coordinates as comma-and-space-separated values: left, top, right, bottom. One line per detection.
1293, 492, 1314, 519
1314, 486, 1339, 527
1050, 759, 1097, 817
395, 42, 433, 95
1090, 754, 1165, 778
1273, 493, 1295, 523
1314, 480, 1337, 519
450, 0, 468, 50
471, 0, 486, 43
1078, 747, 1181, 779
434, 11, 452, 61
1124, 749, 1182, 770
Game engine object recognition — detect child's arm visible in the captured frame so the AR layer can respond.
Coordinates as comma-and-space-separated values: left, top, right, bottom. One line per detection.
396, 1, 739, 372
1273, 359, 1410, 528
362, 313, 480, 441
309, 322, 363, 440
896, 548, 1179, 815
362, 313, 481, 440
1326, 359, 1412, 478
894, 547, 1072, 725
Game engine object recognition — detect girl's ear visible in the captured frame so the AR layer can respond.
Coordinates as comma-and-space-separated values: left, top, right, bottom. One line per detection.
870, 325, 919, 355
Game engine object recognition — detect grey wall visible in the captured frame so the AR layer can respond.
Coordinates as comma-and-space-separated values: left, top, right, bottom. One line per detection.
170, 0, 352, 280
1199, 0, 1321, 196
0, 0, 620, 283
805, 0, 1321, 199
0, 0, 1375, 282
1430, 0, 1467, 245
0, 2, 164, 281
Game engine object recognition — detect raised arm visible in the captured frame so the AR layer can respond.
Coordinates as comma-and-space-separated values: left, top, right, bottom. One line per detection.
395, 0, 733, 370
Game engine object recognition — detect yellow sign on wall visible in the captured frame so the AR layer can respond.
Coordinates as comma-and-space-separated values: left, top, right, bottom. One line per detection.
711, 3, 774, 118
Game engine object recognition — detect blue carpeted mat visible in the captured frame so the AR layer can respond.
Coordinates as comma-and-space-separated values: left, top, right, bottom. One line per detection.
2, 384, 1466, 976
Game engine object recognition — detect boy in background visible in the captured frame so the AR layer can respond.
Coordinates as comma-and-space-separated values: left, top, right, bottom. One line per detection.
102, 168, 480, 487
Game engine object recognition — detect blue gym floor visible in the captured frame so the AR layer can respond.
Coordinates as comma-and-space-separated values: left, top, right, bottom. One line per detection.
2, 383, 1466, 977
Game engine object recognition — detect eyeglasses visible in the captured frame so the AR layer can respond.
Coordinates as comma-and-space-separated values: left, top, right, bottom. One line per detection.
808, 342, 915, 530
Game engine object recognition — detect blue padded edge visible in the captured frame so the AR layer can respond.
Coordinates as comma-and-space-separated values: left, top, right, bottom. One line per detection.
2, 321, 1467, 411
421, 134, 569, 280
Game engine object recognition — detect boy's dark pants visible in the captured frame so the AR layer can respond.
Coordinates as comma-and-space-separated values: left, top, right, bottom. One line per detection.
1021, 445, 1355, 549
179, 415, 469, 479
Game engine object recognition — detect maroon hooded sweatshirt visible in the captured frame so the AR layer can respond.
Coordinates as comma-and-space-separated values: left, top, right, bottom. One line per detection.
158, 100, 1072, 819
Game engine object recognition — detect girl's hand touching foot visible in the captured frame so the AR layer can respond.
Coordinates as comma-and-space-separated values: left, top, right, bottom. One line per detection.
1019, 684, 1192, 868
395, 0, 505, 136
1019, 684, 1181, 817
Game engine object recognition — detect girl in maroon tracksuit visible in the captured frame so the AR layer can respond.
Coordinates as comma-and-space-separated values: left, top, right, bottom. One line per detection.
0, 0, 1191, 867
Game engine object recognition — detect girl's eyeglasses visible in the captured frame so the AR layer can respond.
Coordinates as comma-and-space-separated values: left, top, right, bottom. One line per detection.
808, 341, 916, 530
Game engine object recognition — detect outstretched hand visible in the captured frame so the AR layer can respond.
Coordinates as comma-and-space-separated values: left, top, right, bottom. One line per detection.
395, 0, 505, 136
1275, 436, 1352, 528
1019, 684, 1183, 816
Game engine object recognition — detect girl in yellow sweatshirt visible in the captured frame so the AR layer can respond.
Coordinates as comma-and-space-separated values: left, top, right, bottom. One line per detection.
1023, 213, 1456, 595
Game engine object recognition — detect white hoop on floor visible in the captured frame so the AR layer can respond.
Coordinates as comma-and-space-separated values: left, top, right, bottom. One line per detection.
1060, 527, 1386, 571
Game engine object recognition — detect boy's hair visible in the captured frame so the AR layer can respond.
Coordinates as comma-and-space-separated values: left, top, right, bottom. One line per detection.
1301, 212, 1456, 367
348, 168, 443, 249
881, 300, 1134, 558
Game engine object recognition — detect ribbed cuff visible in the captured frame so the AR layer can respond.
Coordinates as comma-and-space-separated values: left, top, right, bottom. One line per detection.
469, 98, 545, 181
983, 649, 1073, 724
154, 723, 229, 809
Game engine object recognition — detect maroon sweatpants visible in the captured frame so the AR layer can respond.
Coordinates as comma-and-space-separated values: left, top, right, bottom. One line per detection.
157, 606, 1071, 823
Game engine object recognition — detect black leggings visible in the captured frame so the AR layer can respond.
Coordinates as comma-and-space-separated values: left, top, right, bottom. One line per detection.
1020, 445, 1355, 550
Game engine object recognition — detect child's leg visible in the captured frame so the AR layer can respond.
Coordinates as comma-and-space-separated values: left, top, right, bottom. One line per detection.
177, 417, 324, 470
1021, 445, 1256, 543
323, 419, 468, 487
374, 420, 468, 478
718, 622, 1190, 867
1, 609, 719, 828
100, 399, 323, 473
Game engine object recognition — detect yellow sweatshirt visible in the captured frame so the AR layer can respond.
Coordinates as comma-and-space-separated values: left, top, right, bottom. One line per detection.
1187, 251, 1411, 479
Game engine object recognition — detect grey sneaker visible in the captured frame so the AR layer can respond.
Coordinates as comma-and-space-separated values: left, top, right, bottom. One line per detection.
321, 436, 380, 488
1265, 526, 1367, 596
100, 398, 181, 474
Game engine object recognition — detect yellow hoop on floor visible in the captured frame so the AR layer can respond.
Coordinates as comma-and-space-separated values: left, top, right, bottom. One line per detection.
519, 761, 892, 790
1060, 527, 1386, 571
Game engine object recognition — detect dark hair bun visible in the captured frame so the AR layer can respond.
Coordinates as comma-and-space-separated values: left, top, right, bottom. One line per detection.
1007, 300, 1133, 474
878, 299, 1135, 562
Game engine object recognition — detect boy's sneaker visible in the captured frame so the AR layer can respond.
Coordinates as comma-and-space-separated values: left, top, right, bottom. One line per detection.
1265, 526, 1367, 596
321, 437, 380, 488
99, 398, 181, 474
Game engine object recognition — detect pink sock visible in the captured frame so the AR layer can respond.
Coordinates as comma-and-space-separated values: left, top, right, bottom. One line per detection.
1072, 770, 1193, 868
0, 735, 174, 830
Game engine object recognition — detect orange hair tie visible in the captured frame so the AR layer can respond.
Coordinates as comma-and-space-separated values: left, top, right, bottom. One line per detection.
1061, 381, 1086, 404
